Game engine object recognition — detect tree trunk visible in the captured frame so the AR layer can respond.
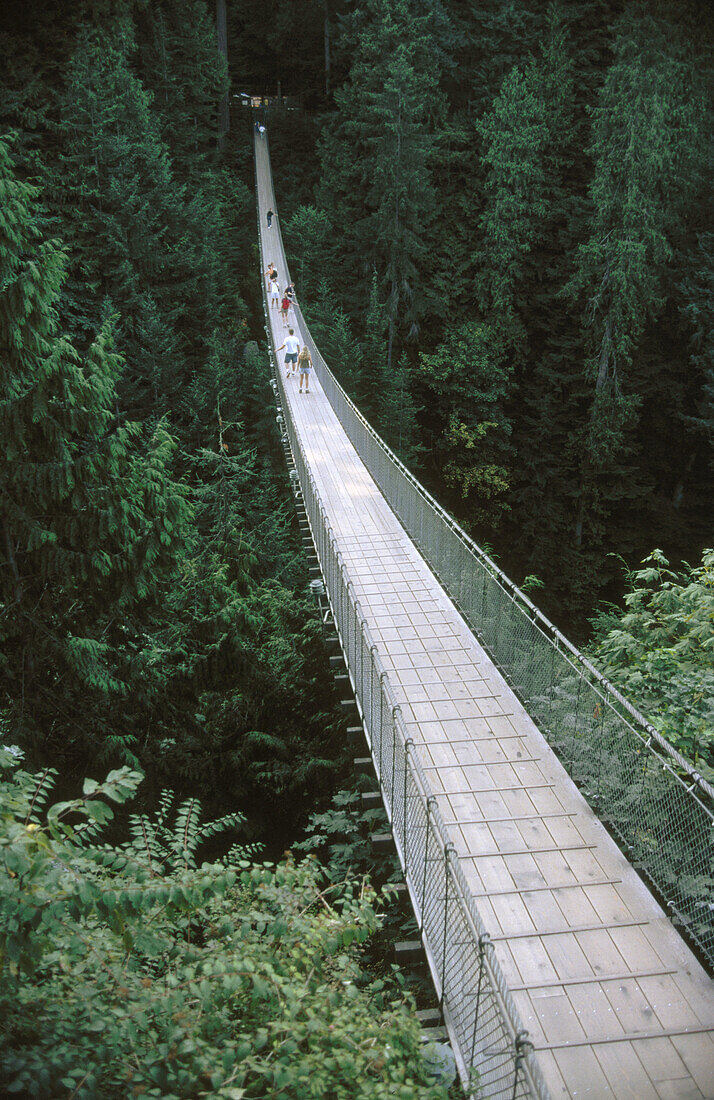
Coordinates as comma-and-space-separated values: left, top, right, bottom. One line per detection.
672, 450, 697, 509
323, 0, 331, 97
576, 312, 614, 544
386, 95, 401, 376
2, 519, 23, 606
596, 314, 613, 391
574, 497, 584, 549
216, 0, 229, 146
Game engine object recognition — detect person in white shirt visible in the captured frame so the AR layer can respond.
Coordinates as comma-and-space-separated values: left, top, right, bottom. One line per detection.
276, 328, 300, 377
269, 277, 280, 309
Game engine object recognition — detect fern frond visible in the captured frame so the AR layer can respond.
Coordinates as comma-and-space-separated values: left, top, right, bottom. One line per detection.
24, 766, 58, 824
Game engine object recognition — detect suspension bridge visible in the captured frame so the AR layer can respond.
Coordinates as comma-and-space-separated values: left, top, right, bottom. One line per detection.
253, 131, 714, 1099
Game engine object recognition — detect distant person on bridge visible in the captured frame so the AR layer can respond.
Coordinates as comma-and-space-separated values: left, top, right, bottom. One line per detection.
264, 262, 277, 289
277, 329, 300, 378
266, 208, 274, 228
285, 282, 296, 305
259, 124, 266, 137
269, 276, 280, 309
297, 346, 312, 393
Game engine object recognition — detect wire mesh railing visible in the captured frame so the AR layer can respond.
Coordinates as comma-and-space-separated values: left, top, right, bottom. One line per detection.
254, 134, 550, 1099
287, 254, 714, 977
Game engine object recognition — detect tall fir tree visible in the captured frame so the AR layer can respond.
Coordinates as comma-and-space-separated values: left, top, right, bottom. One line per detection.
0, 138, 190, 760
567, 0, 710, 555
317, 0, 439, 371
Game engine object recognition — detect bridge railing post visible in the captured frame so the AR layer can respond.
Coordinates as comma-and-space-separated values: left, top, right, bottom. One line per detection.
440, 842, 456, 1003
403, 739, 413, 876
419, 795, 436, 934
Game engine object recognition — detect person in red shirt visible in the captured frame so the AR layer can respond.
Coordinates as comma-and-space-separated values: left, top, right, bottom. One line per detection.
280, 293, 291, 327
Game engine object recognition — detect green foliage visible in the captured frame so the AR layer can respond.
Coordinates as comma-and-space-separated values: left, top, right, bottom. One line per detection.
309, 0, 713, 623
0, 753, 448, 1099
590, 549, 714, 772
317, 0, 440, 364
283, 205, 332, 304
566, 2, 711, 551
0, 10, 346, 842
0, 136, 191, 760
135, 0, 227, 177
296, 788, 399, 884
420, 322, 511, 526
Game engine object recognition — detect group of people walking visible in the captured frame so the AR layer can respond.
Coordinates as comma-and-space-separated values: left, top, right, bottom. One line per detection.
264, 262, 295, 327
265, 262, 312, 393
277, 329, 312, 393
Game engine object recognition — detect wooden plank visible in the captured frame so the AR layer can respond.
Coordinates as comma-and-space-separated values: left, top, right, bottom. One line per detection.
602, 975, 686, 1035
488, 891, 535, 938
567, 981, 627, 1040
671, 1032, 714, 1096
607, 924, 669, 971
444, 810, 578, 825
631, 1036, 706, 1100
541, 930, 598, 982
593, 1042, 663, 1100
637, 974, 711, 1030
530, 989, 587, 1044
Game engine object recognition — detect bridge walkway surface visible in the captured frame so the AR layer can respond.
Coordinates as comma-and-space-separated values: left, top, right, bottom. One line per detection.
253, 131, 714, 1099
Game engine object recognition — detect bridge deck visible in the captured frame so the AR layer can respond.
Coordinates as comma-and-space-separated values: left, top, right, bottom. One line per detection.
255, 133, 714, 1098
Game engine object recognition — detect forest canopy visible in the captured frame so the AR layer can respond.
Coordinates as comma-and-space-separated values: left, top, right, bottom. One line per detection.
0, 0, 712, 1093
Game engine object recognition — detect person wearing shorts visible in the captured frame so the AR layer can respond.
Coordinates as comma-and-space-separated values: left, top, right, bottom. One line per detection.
277, 329, 300, 377
298, 346, 312, 393
269, 277, 280, 309
280, 294, 291, 326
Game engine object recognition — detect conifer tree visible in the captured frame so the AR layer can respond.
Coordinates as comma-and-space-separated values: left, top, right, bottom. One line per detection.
567, 1, 709, 551
423, 10, 579, 539
377, 351, 423, 468
303, 279, 363, 392
317, 0, 439, 369
356, 271, 389, 420
135, 0, 227, 177
284, 205, 333, 304
53, 19, 246, 423
0, 138, 190, 759
420, 323, 512, 528
677, 231, 714, 477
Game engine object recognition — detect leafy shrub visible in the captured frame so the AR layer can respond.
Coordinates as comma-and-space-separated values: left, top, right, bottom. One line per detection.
590, 548, 714, 773
0, 751, 448, 1098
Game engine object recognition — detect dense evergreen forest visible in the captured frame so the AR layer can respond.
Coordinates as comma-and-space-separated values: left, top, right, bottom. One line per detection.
268, 0, 714, 630
0, 0, 711, 1093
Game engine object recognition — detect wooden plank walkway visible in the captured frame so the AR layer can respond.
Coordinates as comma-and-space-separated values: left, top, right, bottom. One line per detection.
255, 133, 714, 1099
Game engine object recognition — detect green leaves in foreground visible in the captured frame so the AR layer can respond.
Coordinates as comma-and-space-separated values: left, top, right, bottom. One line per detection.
0, 752, 448, 1099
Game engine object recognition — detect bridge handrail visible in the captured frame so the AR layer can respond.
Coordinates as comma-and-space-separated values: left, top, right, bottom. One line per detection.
255, 137, 550, 1099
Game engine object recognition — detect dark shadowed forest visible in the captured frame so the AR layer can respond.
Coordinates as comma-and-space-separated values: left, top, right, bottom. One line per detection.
0, 0, 711, 1094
